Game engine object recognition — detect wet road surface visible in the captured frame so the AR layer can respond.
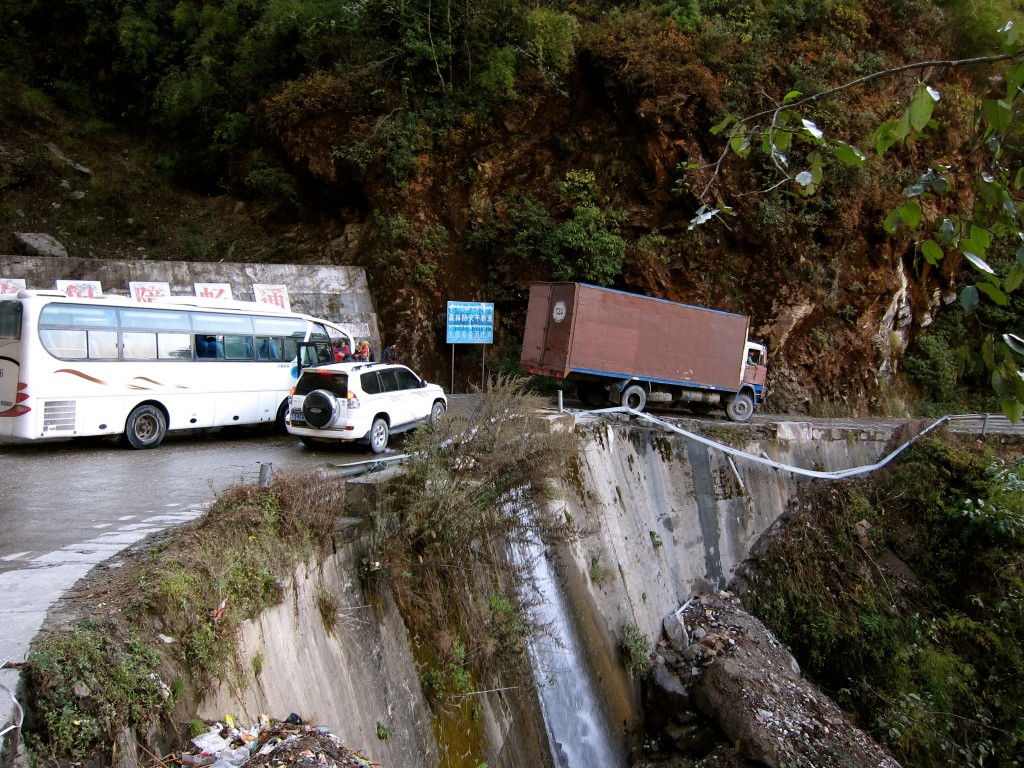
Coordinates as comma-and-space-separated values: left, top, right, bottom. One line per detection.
0, 430, 387, 573
0, 426, 397, 702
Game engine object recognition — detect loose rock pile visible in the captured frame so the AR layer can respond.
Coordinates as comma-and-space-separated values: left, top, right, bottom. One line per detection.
636, 591, 901, 768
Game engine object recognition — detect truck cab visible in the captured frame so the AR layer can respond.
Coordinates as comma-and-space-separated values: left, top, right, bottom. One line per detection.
742, 342, 768, 389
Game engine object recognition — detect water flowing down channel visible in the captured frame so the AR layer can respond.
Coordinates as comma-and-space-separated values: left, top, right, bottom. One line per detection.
522, 540, 622, 768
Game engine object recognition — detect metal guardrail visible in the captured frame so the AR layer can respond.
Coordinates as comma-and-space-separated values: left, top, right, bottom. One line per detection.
944, 413, 1024, 436
314, 452, 412, 479
306, 411, 1024, 485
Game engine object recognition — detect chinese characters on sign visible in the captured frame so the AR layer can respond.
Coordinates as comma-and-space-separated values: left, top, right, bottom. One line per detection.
129, 281, 171, 303
56, 280, 103, 298
0, 279, 26, 295
446, 301, 494, 344
339, 322, 371, 338
253, 284, 291, 311
194, 283, 233, 300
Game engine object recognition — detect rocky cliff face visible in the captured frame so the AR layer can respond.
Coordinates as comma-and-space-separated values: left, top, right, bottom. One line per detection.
0, 15, 966, 415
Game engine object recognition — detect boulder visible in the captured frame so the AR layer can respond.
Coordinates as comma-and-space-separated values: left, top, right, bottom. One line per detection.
14, 232, 68, 258
637, 593, 901, 768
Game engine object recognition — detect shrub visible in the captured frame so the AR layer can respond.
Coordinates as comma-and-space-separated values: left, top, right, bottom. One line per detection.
244, 164, 298, 205
525, 8, 580, 74
24, 623, 171, 763
620, 620, 650, 676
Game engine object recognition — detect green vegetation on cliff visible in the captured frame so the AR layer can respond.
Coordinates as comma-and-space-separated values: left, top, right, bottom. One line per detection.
2, 0, 1024, 412
738, 434, 1024, 766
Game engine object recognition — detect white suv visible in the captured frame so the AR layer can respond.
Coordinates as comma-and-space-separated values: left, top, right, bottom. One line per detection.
286, 362, 447, 452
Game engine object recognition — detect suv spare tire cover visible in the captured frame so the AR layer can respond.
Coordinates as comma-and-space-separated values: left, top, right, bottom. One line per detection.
302, 389, 340, 429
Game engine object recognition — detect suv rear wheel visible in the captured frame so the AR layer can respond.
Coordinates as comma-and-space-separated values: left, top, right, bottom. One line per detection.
368, 417, 390, 453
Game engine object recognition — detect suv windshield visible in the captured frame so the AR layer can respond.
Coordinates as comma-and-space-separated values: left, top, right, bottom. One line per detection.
295, 370, 348, 396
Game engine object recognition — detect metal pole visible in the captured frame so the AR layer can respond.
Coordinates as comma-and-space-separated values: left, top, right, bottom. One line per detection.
558, 390, 563, 413
481, 345, 485, 390
451, 344, 455, 394
258, 462, 272, 487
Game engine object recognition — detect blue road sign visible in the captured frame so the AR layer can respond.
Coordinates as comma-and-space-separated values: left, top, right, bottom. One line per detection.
446, 301, 494, 344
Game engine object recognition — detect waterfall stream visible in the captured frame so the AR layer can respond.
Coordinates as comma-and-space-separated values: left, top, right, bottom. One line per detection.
523, 541, 622, 767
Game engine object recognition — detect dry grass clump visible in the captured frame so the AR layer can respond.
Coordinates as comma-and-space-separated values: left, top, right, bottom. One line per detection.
367, 375, 578, 693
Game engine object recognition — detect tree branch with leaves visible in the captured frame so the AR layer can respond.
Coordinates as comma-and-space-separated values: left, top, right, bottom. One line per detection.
685, 21, 1024, 418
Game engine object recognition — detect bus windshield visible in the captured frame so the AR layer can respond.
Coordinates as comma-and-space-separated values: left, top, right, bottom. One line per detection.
0, 300, 22, 340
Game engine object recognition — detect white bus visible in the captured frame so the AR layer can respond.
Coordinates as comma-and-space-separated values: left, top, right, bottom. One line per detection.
0, 290, 356, 448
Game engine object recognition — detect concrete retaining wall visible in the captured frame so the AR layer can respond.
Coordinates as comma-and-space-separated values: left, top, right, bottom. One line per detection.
187, 416, 897, 767
543, 416, 897, 752
195, 473, 553, 768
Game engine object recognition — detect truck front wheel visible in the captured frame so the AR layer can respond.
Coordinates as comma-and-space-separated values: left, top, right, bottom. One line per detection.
622, 384, 647, 412
726, 392, 754, 423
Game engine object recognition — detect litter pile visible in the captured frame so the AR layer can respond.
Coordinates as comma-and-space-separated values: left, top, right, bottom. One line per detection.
171, 714, 378, 767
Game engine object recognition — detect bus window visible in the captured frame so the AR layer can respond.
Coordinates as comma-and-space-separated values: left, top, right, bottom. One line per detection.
310, 323, 331, 344
195, 335, 225, 359
40, 304, 117, 328
123, 331, 192, 360
158, 333, 192, 359
192, 313, 253, 335
253, 316, 305, 338
0, 300, 22, 339
39, 304, 119, 359
281, 337, 299, 361
124, 332, 158, 360
224, 335, 254, 360
256, 337, 283, 360
119, 307, 190, 331
40, 328, 118, 359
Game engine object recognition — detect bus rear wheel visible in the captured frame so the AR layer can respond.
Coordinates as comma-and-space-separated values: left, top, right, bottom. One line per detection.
123, 404, 167, 449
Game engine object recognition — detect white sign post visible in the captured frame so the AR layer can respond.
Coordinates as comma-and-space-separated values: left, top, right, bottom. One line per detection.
194, 283, 233, 300
253, 284, 290, 311
129, 281, 171, 303
57, 280, 103, 298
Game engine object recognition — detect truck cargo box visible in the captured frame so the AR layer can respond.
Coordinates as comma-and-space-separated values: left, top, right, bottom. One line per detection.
521, 282, 751, 392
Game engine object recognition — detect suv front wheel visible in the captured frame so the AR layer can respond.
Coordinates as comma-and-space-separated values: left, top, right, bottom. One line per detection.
368, 417, 390, 453
430, 400, 446, 425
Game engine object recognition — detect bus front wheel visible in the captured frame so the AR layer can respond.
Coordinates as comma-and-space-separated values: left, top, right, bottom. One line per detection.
123, 405, 167, 449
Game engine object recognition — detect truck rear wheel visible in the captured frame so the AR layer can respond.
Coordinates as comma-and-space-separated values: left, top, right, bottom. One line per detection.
577, 381, 607, 408
726, 392, 754, 423
622, 384, 647, 412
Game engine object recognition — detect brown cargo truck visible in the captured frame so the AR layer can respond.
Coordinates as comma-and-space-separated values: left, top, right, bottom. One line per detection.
520, 282, 768, 422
